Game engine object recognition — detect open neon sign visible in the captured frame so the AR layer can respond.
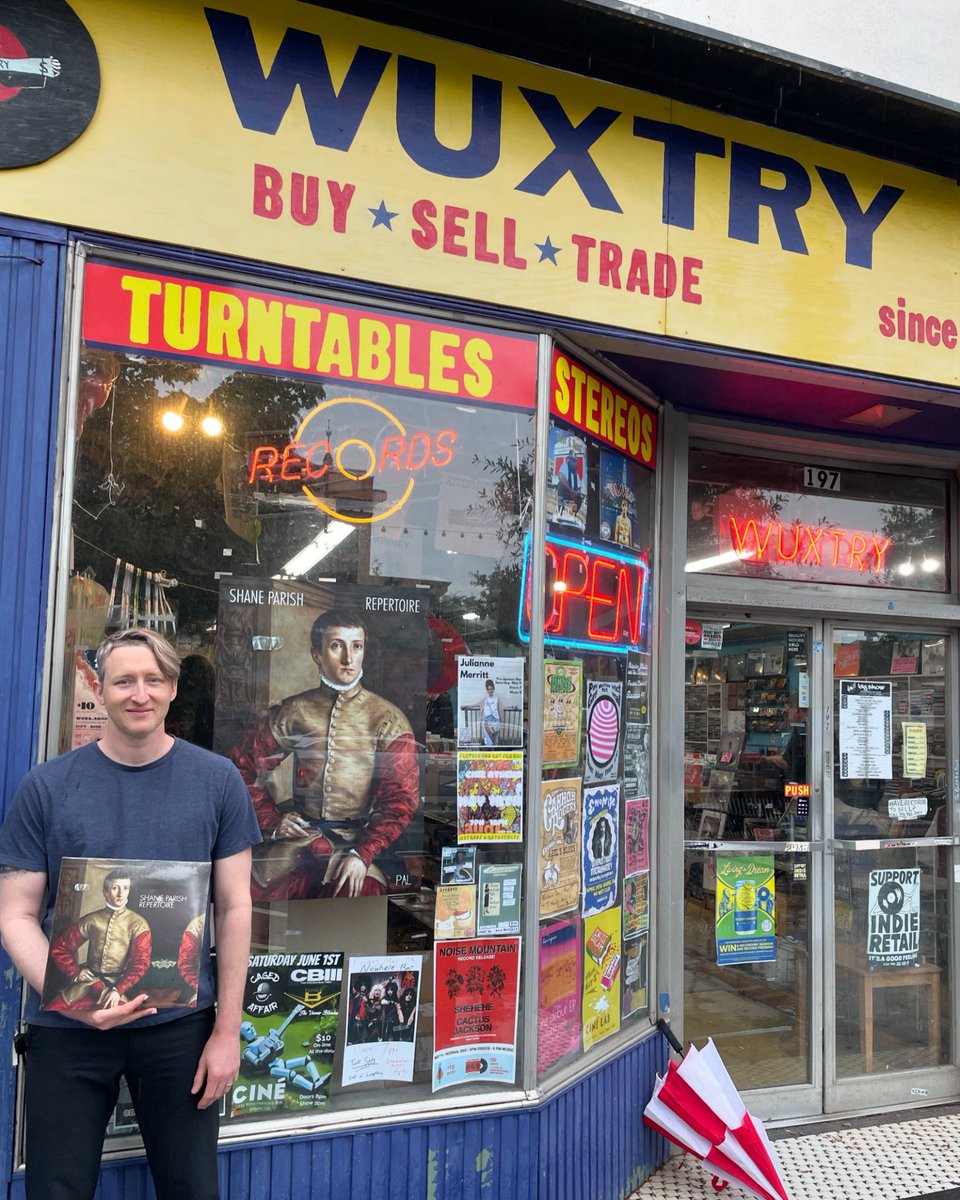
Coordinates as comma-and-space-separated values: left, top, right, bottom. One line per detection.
518, 533, 649, 654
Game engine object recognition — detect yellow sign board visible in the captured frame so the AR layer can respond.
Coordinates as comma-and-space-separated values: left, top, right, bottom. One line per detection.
4, 0, 959, 385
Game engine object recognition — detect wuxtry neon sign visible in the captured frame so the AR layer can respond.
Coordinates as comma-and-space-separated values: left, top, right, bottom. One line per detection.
518, 533, 649, 654
725, 518, 892, 573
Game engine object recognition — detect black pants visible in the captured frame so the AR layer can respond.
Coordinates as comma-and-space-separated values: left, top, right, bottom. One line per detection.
24, 1009, 220, 1200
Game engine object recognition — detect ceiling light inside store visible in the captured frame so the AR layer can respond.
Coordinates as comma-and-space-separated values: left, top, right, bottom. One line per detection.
463, 612, 480, 621
841, 403, 917, 429
277, 521, 353, 577
686, 549, 754, 572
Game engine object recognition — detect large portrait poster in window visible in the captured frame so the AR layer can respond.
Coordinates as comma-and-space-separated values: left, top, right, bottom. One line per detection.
215, 580, 428, 901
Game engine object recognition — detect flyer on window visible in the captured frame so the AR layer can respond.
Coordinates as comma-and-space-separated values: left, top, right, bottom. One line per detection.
867, 868, 920, 967
582, 908, 621, 1050
543, 658, 583, 768
457, 751, 524, 842
538, 918, 582, 1073
546, 423, 588, 534
456, 655, 525, 749
229, 951, 344, 1119
622, 932, 649, 1018
434, 884, 477, 940
839, 680, 892, 780
582, 784, 620, 917
584, 681, 623, 784
342, 955, 423, 1086
477, 863, 522, 935
539, 778, 582, 918
623, 871, 649, 939
624, 796, 650, 875
433, 938, 521, 1091
715, 856, 776, 966
41, 857, 211, 1013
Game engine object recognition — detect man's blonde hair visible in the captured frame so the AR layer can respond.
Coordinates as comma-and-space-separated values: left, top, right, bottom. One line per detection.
95, 628, 181, 684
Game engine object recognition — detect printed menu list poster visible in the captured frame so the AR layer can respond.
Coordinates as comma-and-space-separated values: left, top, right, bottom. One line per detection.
433, 938, 521, 1092
839, 680, 892, 779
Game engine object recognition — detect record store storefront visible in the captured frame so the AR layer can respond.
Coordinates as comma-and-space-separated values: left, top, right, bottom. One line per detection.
3, 2, 960, 1198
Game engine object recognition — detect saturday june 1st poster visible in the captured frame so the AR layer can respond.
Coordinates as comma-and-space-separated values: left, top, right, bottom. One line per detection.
229, 951, 344, 1120
584, 681, 623, 784
457, 751, 524, 842
342, 955, 422, 1086
543, 658, 583, 768
583, 908, 622, 1050
582, 784, 620, 917
539, 778, 582, 918
716, 856, 776, 966
433, 938, 521, 1091
538, 918, 581, 1073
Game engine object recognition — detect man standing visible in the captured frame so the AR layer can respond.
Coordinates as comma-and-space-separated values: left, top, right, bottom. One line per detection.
231, 608, 420, 901
47, 868, 152, 1012
0, 628, 260, 1200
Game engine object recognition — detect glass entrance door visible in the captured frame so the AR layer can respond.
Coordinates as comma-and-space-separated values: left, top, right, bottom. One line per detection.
826, 627, 959, 1111
682, 617, 821, 1118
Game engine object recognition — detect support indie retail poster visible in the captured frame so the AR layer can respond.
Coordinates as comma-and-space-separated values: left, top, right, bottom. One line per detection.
214, 579, 428, 902
867, 868, 920, 967
582, 784, 620, 917
582, 908, 622, 1050
542, 658, 583, 769
539, 778, 582, 918
229, 951, 344, 1119
342, 955, 423, 1086
715, 856, 777, 966
584, 680, 624, 785
456, 750, 524, 842
433, 938, 521, 1091
538, 918, 582, 1073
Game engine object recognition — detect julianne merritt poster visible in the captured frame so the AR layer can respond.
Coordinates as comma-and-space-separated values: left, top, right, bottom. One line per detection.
229, 951, 344, 1120
215, 579, 428, 902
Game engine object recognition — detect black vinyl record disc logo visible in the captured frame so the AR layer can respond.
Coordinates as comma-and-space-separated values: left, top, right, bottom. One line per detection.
0, 0, 100, 169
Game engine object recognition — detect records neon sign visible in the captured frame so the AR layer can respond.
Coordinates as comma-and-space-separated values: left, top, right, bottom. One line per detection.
518, 533, 649, 654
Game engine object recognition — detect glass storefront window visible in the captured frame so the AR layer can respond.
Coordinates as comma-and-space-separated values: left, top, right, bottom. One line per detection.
687, 448, 949, 591
63, 259, 538, 1134
536, 352, 657, 1081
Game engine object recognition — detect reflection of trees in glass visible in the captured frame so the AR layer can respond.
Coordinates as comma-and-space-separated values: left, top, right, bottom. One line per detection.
73, 352, 324, 634
463, 439, 533, 640
878, 503, 942, 587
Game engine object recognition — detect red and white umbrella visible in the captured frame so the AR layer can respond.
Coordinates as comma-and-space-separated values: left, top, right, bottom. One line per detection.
643, 1038, 791, 1200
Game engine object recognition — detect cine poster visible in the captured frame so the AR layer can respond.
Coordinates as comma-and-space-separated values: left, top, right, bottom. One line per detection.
229, 951, 344, 1119
582, 908, 622, 1050
342, 955, 423, 1086
538, 918, 581, 1073
539, 778, 582, 918
542, 658, 583, 769
582, 784, 620, 917
715, 856, 776, 966
42, 857, 210, 1013
433, 938, 521, 1092
456, 750, 524, 842
213, 578, 429, 902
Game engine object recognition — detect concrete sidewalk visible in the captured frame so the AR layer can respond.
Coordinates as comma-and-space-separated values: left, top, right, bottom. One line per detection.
631, 1106, 960, 1200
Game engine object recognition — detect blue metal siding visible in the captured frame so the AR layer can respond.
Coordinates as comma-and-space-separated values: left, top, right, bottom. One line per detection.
0, 226, 65, 1194
8, 1033, 666, 1199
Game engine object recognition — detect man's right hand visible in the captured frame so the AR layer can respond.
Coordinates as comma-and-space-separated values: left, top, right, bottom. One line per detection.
67, 993, 157, 1030
274, 813, 313, 839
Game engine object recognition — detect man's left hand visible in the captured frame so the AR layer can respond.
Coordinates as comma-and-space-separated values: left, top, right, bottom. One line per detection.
191, 1027, 240, 1110
332, 853, 368, 898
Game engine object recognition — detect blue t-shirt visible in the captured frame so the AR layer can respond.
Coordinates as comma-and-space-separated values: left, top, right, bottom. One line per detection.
0, 738, 261, 1027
